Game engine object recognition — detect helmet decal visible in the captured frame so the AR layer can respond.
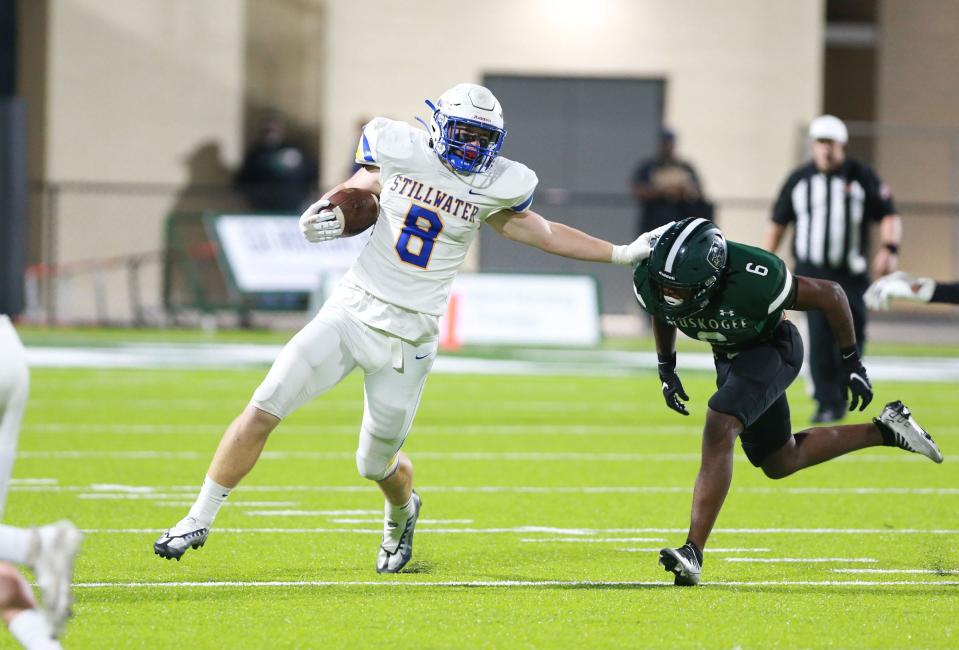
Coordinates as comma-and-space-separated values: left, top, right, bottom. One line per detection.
706, 237, 727, 270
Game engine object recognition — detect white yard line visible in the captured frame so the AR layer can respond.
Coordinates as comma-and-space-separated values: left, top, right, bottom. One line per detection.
13, 450, 936, 463
831, 569, 959, 575
723, 557, 878, 563
328, 518, 474, 525
618, 548, 771, 553
71, 579, 959, 589
23, 423, 700, 436
520, 538, 667, 543
14, 484, 959, 497
134, 501, 304, 508
79, 527, 959, 535
238, 511, 473, 524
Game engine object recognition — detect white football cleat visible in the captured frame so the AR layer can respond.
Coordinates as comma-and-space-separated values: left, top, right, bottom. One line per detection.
875, 401, 943, 464
32, 520, 83, 638
153, 516, 209, 561
376, 492, 421, 574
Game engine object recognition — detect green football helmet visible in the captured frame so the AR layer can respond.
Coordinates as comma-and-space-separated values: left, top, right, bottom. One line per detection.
646, 217, 728, 318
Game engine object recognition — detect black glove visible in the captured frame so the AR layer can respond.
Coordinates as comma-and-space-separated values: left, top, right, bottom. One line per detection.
840, 345, 873, 412
658, 352, 690, 416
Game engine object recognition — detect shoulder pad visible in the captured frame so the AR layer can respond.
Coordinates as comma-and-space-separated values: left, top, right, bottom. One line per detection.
355, 118, 423, 166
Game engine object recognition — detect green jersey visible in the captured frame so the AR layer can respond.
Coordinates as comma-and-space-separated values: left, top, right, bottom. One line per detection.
633, 242, 796, 349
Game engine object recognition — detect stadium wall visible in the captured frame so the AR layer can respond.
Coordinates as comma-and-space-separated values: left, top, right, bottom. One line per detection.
876, 0, 959, 280
20, 0, 825, 322
321, 0, 824, 245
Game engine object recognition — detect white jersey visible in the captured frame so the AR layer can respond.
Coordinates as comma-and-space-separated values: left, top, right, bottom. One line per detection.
338, 117, 538, 341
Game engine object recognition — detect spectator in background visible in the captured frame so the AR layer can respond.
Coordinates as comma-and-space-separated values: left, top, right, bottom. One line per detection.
236, 111, 319, 213
631, 127, 712, 234
763, 115, 902, 423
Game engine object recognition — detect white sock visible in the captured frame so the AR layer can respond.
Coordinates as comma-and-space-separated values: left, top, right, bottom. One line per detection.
0, 525, 36, 565
186, 476, 232, 527
387, 496, 416, 527
8, 609, 61, 650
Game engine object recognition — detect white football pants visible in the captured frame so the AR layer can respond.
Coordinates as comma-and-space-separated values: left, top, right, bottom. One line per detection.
251, 302, 436, 481
0, 316, 28, 520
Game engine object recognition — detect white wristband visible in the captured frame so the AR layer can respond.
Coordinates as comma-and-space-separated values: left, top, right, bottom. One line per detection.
611, 244, 630, 266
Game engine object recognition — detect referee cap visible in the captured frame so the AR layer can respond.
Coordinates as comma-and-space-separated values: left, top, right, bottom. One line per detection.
809, 115, 848, 144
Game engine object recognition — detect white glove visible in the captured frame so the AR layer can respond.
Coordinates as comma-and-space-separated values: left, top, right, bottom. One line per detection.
865, 271, 936, 311
299, 198, 344, 243
611, 221, 676, 266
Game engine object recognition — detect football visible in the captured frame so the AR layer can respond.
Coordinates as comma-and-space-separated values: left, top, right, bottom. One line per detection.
327, 187, 379, 236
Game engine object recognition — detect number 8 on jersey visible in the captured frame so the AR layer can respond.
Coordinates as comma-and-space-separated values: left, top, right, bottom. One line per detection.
396, 204, 444, 269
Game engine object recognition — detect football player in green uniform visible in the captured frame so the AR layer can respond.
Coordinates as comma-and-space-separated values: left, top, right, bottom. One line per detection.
633, 218, 944, 586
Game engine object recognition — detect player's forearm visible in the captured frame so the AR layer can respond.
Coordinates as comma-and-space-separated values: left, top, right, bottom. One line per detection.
792, 276, 857, 348
652, 317, 678, 359
538, 221, 617, 263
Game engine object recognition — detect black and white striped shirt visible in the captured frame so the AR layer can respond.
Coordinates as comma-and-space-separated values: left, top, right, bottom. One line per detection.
772, 159, 896, 277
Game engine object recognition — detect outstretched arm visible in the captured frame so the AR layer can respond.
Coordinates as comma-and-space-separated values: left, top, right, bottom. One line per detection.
791, 276, 856, 348
486, 208, 616, 262
486, 209, 669, 265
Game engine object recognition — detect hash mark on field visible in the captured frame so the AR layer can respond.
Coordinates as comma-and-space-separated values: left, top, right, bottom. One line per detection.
72, 579, 959, 589
723, 557, 878, 563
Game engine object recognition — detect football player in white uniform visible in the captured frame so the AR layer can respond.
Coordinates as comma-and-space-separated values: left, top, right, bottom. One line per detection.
0, 316, 82, 649
155, 83, 664, 573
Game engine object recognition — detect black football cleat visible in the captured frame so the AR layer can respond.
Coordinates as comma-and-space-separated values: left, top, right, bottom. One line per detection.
659, 544, 702, 586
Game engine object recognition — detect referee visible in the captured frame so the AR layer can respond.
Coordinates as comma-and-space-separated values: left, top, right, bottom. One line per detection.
763, 115, 902, 423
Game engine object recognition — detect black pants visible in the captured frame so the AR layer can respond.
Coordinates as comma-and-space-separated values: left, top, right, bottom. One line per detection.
797, 266, 868, 413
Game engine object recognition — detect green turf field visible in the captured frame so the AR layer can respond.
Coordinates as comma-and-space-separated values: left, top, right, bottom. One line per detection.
9, 364, 959, 648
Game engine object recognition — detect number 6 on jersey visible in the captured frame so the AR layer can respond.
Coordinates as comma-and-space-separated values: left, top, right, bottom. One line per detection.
396, 204, 444, 269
